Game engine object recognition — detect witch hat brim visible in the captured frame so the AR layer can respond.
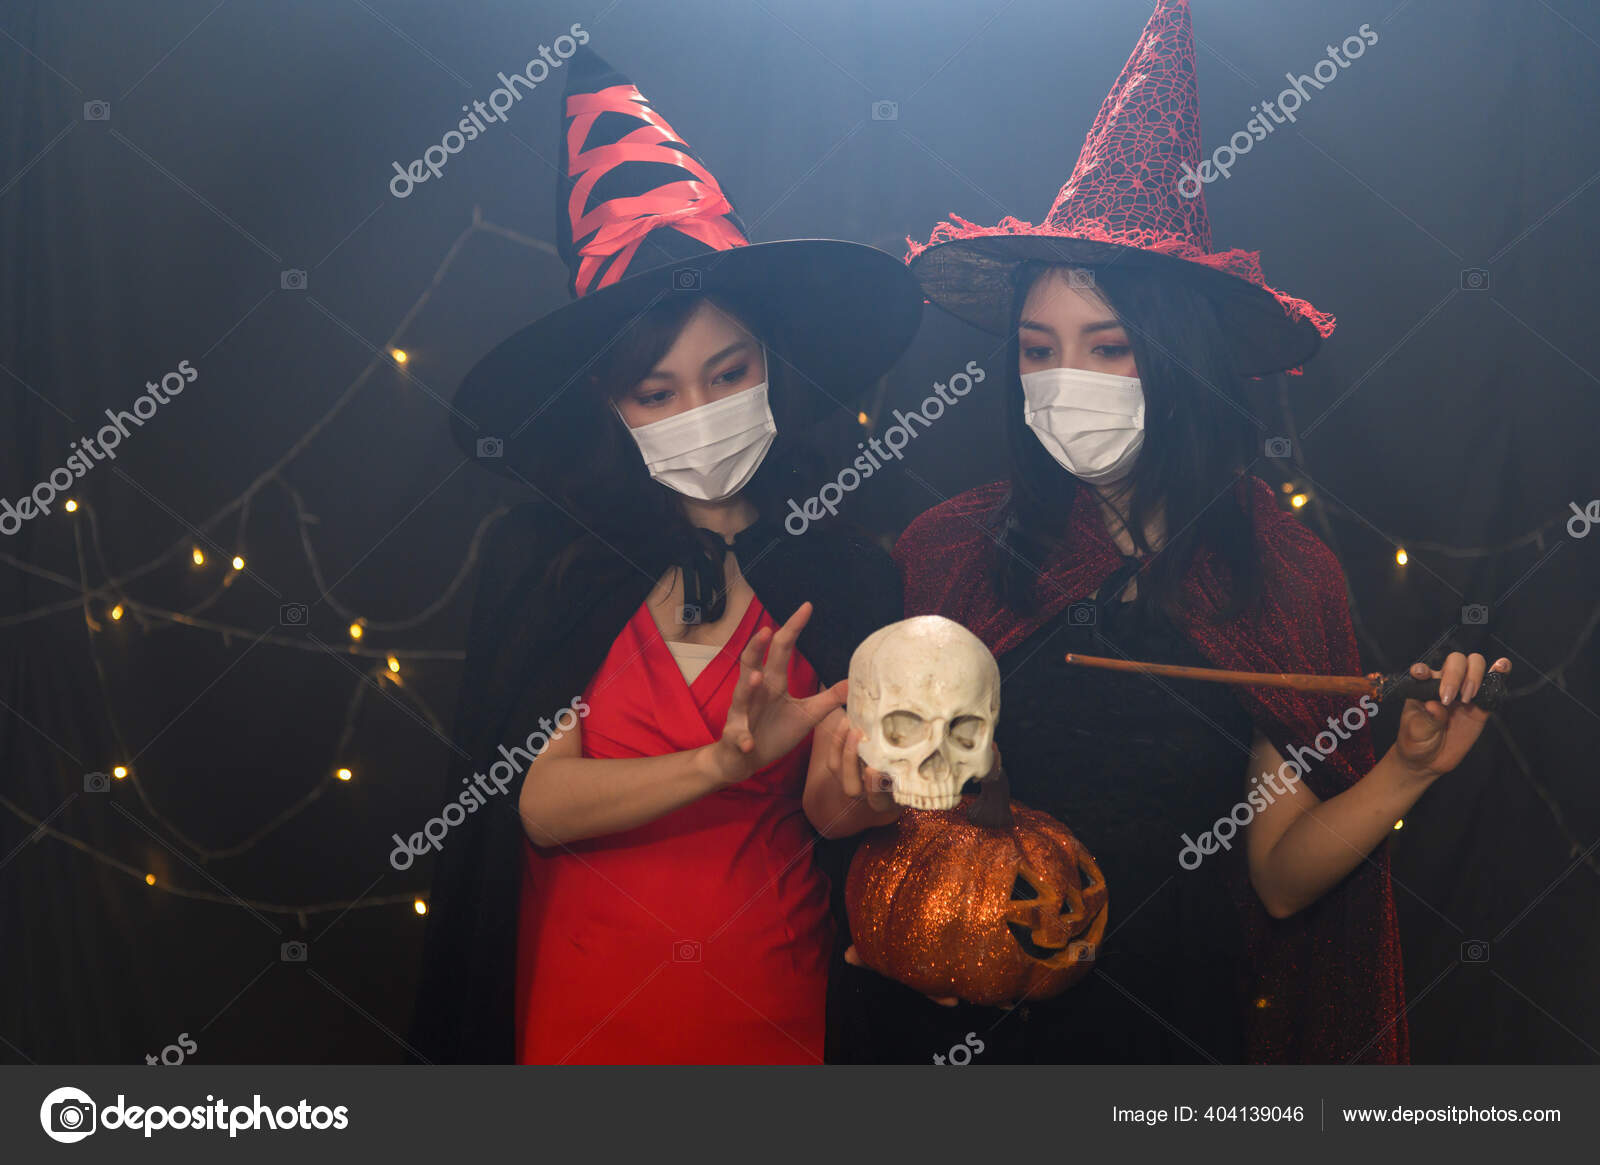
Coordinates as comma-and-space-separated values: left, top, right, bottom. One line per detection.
908, 232, 1322, 378
451, 46, 922, 478
452, 238, 922, 476
905, 0, 1330, 379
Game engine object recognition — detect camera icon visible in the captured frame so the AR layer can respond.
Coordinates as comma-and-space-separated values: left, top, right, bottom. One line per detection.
1460, 939, 1490, 964
871, 100, 899, 121
1067, 602, 1096, 626
83, 771, 110, 793
1459, 268, 1490, 291
83, 100, 111, 122
1264, 437, 1293, 459
672, 267, 702, 291
677, 604, 702, 625
673, 940, 702, 963
476, 436, 504, 459
280, 269, 308, 291
49, 1095, 97, 1139
1066, 268, 1095, 288
1461, 604, 1489, 625
280, 941, 307, 962
279, 602, 308, 626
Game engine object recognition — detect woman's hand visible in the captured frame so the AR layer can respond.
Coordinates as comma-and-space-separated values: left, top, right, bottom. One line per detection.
815, 706, 898, 814
701, 601, 847, 787
802, 704, 901, 839
1391, 652, 1512, 781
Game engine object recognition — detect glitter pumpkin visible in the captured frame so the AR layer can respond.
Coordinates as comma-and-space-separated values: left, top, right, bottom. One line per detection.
845, 779, 1108, 1007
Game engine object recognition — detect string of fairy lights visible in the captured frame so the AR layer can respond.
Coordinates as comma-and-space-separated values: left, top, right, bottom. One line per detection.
2, 210, 550, 918
4, 210, 1594, 918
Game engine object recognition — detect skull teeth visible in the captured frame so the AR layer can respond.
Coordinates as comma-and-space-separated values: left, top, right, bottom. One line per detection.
893, 789, 963, 811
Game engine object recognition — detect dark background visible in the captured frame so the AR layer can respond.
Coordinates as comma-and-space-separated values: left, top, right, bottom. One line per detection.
2, 0, 1595, 1064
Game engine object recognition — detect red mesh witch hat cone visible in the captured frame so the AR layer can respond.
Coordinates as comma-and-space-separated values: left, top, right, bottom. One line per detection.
453, 47, 922, 479
907, 0, 1332, 377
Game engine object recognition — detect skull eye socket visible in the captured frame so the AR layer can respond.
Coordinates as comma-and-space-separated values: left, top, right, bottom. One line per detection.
949, 715, 986, 749
881, 710, 928, 747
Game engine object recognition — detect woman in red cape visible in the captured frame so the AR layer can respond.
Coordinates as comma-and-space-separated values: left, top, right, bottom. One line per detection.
819, 0, 1507, 1064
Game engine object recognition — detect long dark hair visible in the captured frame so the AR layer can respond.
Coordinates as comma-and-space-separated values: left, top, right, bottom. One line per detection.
997, 261, 1262, 623
542, 291, 825, 590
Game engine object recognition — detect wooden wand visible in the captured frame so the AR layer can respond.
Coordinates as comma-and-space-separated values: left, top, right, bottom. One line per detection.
1060, 653, 1508, 711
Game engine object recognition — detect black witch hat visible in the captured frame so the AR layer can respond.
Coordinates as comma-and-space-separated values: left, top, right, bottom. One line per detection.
452, 47, 923, 477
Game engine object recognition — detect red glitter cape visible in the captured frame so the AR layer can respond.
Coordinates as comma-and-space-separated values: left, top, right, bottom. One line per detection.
893, 477, 1407, 1064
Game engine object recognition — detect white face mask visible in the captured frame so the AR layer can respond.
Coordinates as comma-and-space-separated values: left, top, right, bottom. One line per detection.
1020, 366, 1145, 484
615, 379, 777, 502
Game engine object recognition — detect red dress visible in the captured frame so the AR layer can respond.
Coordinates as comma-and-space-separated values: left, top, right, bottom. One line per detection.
514, 595, 834, 1063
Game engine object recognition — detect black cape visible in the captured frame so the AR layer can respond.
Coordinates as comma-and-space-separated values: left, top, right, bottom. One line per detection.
408, 499, 901, 1064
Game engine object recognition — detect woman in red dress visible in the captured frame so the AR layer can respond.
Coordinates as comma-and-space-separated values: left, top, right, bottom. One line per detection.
510, 304, 872, 1064
410, 47, 918, 1064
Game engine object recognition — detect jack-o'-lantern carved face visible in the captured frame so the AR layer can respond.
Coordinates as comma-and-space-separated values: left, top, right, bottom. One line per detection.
846, 788, 1108, 1007
1003, 862, 1103, 965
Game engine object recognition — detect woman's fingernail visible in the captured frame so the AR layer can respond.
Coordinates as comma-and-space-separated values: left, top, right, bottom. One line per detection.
1440, 684, 1456, 705
1462, 682, 1477, 702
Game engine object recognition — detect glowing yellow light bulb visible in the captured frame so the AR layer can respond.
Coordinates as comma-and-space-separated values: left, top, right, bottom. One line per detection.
856, 411, 869, 425
1290, 493, 1308, 509
413, 898, 428, 916
145, 873, 156, 885
1395, 548, 1408, 566
336, 767, 353, 781
65, 498, 79, 512
191, 547, 205, 566
387, 656, 400, 673
231, 555, 245, 571
1393, 819, 1404, 831
110, 604, 124, 621
348, 622, 364, 641
112, 766, 128, 779
391, 348, 409, 365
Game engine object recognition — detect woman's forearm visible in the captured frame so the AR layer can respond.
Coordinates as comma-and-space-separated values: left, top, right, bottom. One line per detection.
1255, 746, 1432, 917
519, 747, 724, 847
803, 776, 899, 839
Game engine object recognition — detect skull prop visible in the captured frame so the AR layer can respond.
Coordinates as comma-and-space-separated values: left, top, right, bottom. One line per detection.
847, 616, 1000, 810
